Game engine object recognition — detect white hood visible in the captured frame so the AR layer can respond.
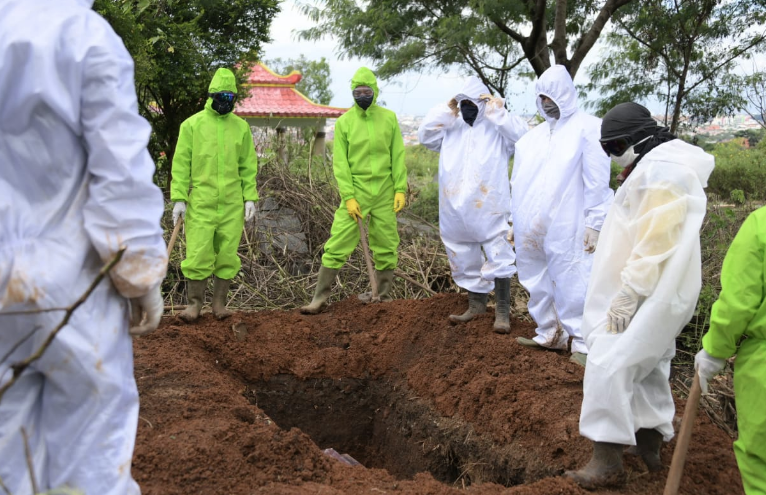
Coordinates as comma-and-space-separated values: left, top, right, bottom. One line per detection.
74, 0, 96, 7
455, 76, 489, 123
535, 65, 578, 123
643, 139, 715, 188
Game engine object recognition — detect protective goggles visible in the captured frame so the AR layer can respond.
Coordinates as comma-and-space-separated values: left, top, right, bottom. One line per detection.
352, 88, 374, 98
599, 135, 634, 157
209, 91, 237, 103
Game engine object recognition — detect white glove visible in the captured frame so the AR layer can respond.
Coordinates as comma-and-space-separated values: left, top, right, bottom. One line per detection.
172, 202, 186, 226
583, 227, 600, 254
507, 225, 514, 243
695, 349, 726, 394
479, 93, 504, 114
607, 286, 640, 334
245, 201, 256, 223
129, 285, 163, 337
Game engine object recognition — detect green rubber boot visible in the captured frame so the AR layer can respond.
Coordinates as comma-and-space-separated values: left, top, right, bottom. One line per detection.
449, 292, 488, 323
179, 279, 206, 323
493, 278, 511, 334
564, 441, 626, 489
212, 277, 234, 320
300, 266, 340, 315
359, 269, 395, 303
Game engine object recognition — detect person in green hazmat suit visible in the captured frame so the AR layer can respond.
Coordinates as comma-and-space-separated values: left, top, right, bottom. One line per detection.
171, 68, 258, 322
300, 67, 407, 314
695, 206, 766, 495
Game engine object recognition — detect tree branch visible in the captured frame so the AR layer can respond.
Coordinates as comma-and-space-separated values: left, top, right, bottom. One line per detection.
490, 18, 526, 45
569, 0, 634, 76
616, 19, 682, 79
683, 34, 766, 95
550, 0, 569, 65
0, 248, 125, 405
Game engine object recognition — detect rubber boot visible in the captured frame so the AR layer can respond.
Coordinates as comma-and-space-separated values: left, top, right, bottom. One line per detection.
359, 269, 395, 303
179, 279, 206, 323
634, 428, 663, 472
300, 266, 339, 314
493, 278, 511, 334
564, 441, 626, 489
212, 277, 234, 320
449, 292, 488, 323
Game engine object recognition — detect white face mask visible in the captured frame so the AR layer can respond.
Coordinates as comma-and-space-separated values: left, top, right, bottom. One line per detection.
610, 136, 651, 168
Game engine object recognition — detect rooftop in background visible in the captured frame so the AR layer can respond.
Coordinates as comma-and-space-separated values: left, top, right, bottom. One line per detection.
235, 63, 347, 121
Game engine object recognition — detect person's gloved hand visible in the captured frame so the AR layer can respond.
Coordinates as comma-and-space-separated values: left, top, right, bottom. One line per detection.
172, 202, 186, 226
129, 284, 163, 337
583, 227, 600, 254
448, 98, 458, 116
607, 286, 640, 334
346, 198, 362, 221
393, 192, 406, 213
479, 93, 504, 112
507, 225, 514, 243
245, 201, 256, 223
695, 349, 726, 394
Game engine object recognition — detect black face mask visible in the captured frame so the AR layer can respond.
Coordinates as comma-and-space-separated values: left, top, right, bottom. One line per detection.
354, 94, 373, 110
460, 100, 478, 126
209, 91, 237, 115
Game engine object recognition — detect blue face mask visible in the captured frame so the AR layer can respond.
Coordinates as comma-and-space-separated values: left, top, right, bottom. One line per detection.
209, 91, 237, 115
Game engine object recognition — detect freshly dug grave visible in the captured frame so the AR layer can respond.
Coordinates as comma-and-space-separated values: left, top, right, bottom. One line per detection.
132, 293, 743, 494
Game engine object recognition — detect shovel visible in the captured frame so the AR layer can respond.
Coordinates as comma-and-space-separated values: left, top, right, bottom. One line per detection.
663, 373, 703, 495
167, 218, 184, 257
356, 216, 380, 303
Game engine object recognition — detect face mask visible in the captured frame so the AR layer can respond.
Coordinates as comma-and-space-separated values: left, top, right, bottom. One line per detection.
354, 94, 373, 110
542, 99, 560, 119
209, 91, 237, 115
460, 100, 478, 126
609, 136, 652, 168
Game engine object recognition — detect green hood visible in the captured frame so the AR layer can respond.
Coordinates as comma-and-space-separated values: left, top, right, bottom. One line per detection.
206, 68, 238, 114
350, 67, 379, 107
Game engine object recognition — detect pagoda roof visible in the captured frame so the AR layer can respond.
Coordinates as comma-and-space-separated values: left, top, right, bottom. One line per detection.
235, 63, 347, 119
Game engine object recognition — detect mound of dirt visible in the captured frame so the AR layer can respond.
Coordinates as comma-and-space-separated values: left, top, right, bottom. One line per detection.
132, 293, 743, 494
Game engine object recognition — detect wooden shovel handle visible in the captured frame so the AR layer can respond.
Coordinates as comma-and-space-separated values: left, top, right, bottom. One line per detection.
356, 217, 379, 301
167, 218, 183, 257
663, 373, 703, 495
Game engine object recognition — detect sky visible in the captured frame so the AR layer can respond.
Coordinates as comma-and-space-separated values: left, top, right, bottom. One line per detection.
260, 1, 541, 117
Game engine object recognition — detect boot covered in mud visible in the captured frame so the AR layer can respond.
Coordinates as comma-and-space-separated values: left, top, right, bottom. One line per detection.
300, 266, 339, 314
179, 279, 206, 323
358, 269, 395, 303
493, 277, 511, 334
449, 291, 488, 323
212, 277, 234, 320
564, 441, 626, 489
632, 428, 663, 472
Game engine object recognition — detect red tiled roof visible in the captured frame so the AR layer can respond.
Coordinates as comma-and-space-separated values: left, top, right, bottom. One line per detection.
235, 63, 347, 119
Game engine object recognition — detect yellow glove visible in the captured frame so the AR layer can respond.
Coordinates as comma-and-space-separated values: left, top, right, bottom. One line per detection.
393, 192, 406, 213
448, 98, 458, 116
346, 198, 362, 221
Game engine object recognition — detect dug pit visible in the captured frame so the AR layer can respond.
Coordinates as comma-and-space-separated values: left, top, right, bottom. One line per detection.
246, 374, 526, 487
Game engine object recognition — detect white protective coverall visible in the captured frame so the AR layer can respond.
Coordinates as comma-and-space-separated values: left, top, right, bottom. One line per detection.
580, 139, 714, 445
418, 77, 528, 293
0, 0, 167, 493
511, 65, 613, 354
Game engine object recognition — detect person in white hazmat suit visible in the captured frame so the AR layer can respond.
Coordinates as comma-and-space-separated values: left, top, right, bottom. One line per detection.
0, 0, 167, 493
565, 102, 714, 489
418, 76, 528, 332
511, 65, 613, 367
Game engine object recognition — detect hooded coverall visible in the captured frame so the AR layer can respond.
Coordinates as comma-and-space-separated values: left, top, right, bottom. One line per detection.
580, 139, 714, 446
0, 0, 167, 493
702, 206, 766, 495
321, 67, 407, 270
418, 76, 528, 293
171, 68, 258, 281
511, 65, 613, 354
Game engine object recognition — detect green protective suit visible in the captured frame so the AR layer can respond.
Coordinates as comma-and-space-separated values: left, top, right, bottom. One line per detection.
171, 68, 258, 281
322, 67, 407, 270
702, 206, 766, 495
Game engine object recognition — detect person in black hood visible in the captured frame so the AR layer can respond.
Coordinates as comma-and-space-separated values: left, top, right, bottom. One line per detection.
599, 102, 676, 183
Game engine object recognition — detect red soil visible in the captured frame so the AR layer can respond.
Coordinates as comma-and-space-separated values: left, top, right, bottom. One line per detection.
132, 293, 743, 494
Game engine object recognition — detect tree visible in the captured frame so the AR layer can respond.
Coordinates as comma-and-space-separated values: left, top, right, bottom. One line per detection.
266, 55, 333, 104
586, 0, 766, 133
742, 69, 766, 129
94, 0, 280, 192
296, 0, 635, 97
